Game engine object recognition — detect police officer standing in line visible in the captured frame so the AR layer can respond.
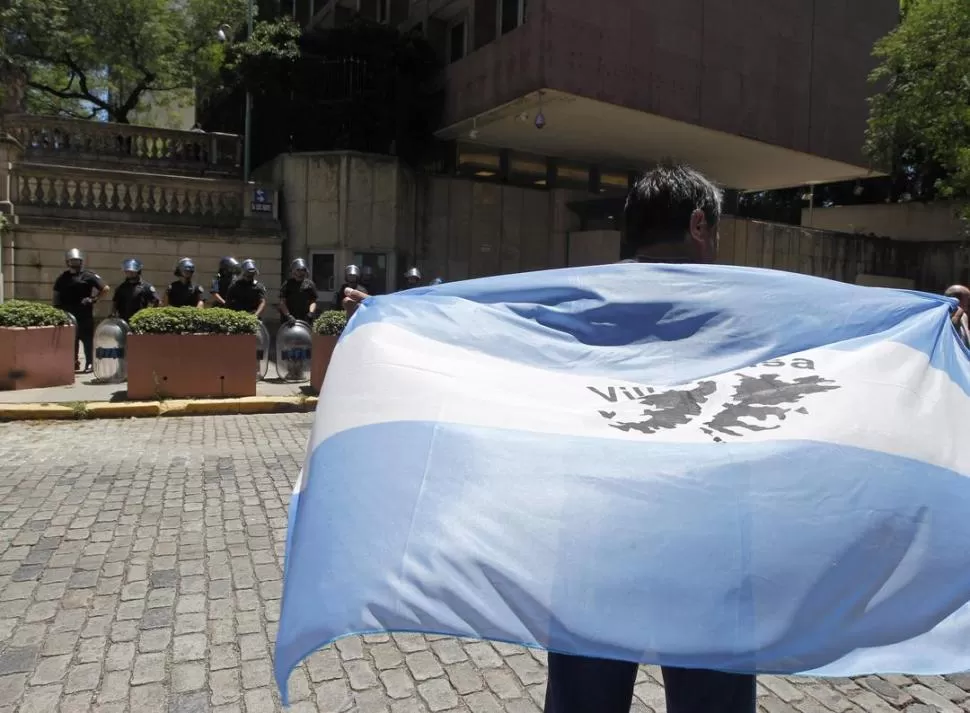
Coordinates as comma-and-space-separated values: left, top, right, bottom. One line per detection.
333, 264, 367, 310
278, 258, 319, 324
53, 248, 109, 373
360, 265, 375, 293
403, 267, 423, 289
227, 259, 267, 316
210, 256, 240, 307
165, 258, 206, 308
111, 259, 160, 322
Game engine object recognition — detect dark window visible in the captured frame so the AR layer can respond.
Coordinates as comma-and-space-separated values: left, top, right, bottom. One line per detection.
353, 252, 389, 295
474, 0, 498, 49
501, 0, 524, 34
555, 162, 592, 191
311, 253, 336, 292
508, 151, 548, 188
448, 21, 466, 63
456, 143, 502, 181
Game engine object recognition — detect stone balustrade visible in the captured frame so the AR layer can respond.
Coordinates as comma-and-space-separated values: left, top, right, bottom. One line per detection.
12, 162, 276, 228
4, 114, 241, 176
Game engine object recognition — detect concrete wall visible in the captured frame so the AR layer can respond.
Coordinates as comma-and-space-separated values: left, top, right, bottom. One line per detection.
417, 177, 582, 281
717, 215, 966, 292
271, 151, 585, 290
269, 152, 416, 298
802, 202, 968, 242
567, 230, 621, 267
268, 151, 967, 297
3, 221, 282, 319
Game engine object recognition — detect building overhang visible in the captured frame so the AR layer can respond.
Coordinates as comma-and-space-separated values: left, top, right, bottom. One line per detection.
435, 89, 883, 192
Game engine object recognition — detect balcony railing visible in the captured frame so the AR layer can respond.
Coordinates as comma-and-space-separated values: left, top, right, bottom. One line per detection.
12, 162, 276, 228
5, 114, 242, 177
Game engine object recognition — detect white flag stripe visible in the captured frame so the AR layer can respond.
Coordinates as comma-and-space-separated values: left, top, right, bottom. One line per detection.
308, 322, 969, 481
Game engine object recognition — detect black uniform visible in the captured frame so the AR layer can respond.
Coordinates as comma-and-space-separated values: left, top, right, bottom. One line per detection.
280, 277, 319, 322
332, 282, 368, 309
210, 274, 235, 305
227, 278, 267, 313
53, 269, 105, 369
167, 280, 205, 308
112, 279, 159, 322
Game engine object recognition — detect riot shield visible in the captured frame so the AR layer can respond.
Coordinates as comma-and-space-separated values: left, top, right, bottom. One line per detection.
274, 321, 312, 382
93, 318, 130, 383
62, 311, 78, 328
256, 321, 270, 380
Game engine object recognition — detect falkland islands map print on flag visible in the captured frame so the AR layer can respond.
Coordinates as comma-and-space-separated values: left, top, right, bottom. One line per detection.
275, 263, 970, 703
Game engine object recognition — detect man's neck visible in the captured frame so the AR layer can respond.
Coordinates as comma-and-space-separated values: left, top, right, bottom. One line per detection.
634, 244, 693, 264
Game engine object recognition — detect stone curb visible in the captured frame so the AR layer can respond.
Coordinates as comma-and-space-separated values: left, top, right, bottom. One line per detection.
0, 396, 318, 421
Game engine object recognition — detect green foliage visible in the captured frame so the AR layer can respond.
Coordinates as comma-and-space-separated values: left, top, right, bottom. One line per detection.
312, 310, 347, 336
204, 18, 442, 166
0, 299, 73, 327
224, 17, 301, 95
129, 306, 259, 335
0, 0, 246, 123
865, 0, 970, 224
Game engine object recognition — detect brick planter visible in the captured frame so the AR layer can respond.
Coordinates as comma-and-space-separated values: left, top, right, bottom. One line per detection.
127, 333, 258, 400
0, 325, 75, 390
310, 334, 339, 393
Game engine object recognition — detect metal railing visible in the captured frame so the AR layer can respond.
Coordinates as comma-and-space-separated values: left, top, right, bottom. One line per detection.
5, 114, 242, 177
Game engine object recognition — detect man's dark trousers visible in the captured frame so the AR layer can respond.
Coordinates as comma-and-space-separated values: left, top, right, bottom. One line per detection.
544, 653, 756, 713
73, 311, 94, 368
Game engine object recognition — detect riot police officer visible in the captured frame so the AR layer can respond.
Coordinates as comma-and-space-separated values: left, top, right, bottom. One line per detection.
53, 248, 109, 373
210, 256, 240, 307
333, 264, 368, 309
111, 259, 159, 322
227, 259, 267, 316
361, 265, 375, 293
278, 258, 319, 324
430, 277, 444, 286
403, 267, 423, 289
165, 258, 205, 308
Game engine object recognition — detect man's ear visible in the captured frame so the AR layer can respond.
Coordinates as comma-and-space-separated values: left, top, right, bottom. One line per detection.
688, 209, 707, 246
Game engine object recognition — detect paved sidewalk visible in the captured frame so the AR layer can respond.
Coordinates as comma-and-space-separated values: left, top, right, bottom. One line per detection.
0, 376, 308, 404
0, 415, 968, 713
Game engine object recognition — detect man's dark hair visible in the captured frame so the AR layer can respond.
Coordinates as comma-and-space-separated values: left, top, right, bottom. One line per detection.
624, 163, 722, 249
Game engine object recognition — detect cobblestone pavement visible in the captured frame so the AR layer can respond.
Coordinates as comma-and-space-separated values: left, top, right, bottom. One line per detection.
1, 415, 969, 713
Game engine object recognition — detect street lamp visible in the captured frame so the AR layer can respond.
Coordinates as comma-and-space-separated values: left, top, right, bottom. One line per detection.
216, 0, 255, 182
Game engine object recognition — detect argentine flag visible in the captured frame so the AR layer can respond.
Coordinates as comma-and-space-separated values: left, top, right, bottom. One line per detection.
275, 263, 970, 702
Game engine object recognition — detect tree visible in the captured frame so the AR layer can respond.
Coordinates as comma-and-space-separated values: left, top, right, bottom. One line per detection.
865, 0, 970, 221
0, 0, 246, 123
201, 17, 442, 167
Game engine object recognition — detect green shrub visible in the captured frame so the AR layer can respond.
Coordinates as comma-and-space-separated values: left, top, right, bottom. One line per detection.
128, 307, 261, 335
0, 299, 73, 328
312, 310, 347, 336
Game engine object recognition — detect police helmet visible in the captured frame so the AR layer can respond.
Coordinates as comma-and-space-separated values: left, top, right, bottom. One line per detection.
240, 259, 258, 276
290, 258, 308, 274
345, 264, 361, 279
430, 277, 444, 286
65, 248, 84, 265
122, 258, 143, 274
219, 256, 240, 274
175, 257, 196, 277
405, 267, 422, 281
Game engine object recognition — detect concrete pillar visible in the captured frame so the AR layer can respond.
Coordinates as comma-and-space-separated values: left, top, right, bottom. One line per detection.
0, 133, 24, 302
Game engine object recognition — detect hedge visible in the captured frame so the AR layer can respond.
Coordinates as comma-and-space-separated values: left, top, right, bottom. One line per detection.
0, 299, 74, 328
313, 310, 347, 336
128, 307, 261, 335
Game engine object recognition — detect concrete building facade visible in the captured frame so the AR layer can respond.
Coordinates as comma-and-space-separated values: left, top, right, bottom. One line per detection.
270, 0, 902, 296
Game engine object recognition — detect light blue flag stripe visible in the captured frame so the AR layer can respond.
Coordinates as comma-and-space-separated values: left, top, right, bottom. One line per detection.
275, 264, 970, 703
